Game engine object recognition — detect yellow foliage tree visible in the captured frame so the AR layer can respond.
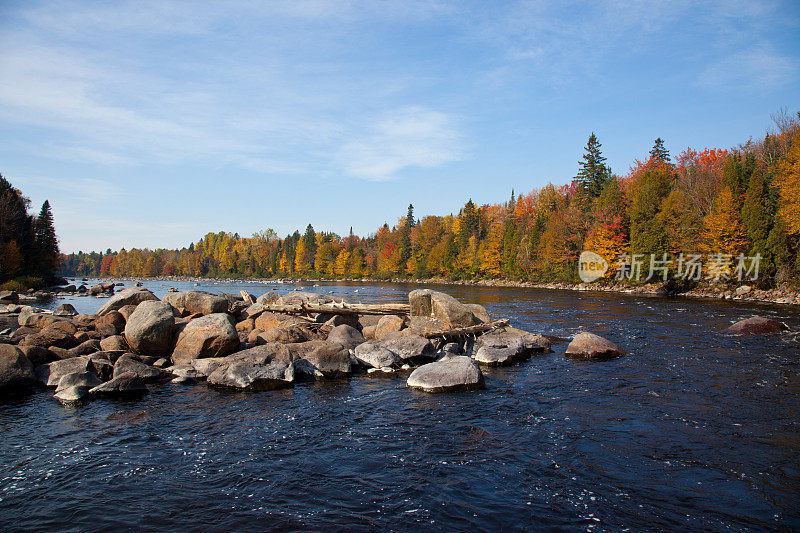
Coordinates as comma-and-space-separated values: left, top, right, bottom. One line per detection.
776, 134, 800, 235
294, 239, 307, 273
480, 223, 504, 277
701, 187, 749, 255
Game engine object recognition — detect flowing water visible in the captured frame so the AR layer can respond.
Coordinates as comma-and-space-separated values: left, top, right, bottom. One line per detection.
1, 279, 799, 531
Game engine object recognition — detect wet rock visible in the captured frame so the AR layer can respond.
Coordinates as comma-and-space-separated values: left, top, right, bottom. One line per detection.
327, 324, 364, 349
96, 287, 158, 316
191, 357, 228, 377
99, 335, 128, 352
162, 291, 228, 316
379, 334, 436, 363
565, 332, 624, 360
113, 354, 163, 381
54, 385, 92, 405
124, 301, 175, 356
172, 313, 239, 365
55, 371, 102, 392
89, 371, 149, 397
95, 311, 126, 337
207, 359, 295, 390
39, 356, 94, 387
725, 316, 789, 335
353, 342, 402, 369
0, 344, 35, 393
472, 331, 537, 366
407, 356, 485, 393
375, 315, 406, 340
54, 304, 78, 317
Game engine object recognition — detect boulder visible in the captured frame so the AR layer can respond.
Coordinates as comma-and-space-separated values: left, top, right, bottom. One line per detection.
191, 357, 229, 377
327, 324, 365, 349
99, 335, 128, 352
407, 356, 485, 393
124, 301, 175, 356
117, 304, 138, 321
408, 289, 482, 327
95, 311, 126, 337
472, 331, 529, 366
0, 344, 35, 393
17, 306, 36, 327
254, 312, 301, 331
240, 303, 266, 320
74, 331, 90, 343
276, 291, 333, 306
505, 327, 553, 353
303, 343, 351, 378
96, 287, 158, 316
362, 325, 377, 340
55, 371, 102, 393
725, 316, 789, 335
565, 332, 624, 360
89, 371, 149, 397
379, 334, 436, 362
162, 291, 228, 315
165, 364, 204, 381
171, 313, 239, 365
54, 385, 92, 405
255, 290, 281, 305
44, 320, 78, 335
18, 345, 57, 366
54, 304, 78, 317
113, 354, 163, 381
375, 315, 406, 340
39, 356, 94, 387
235, 318, 255, 337
320, 313, 360, 329
0, 290, 19, 304
254, 325, 313, 345
354, 342, 402, 369
69, 339, 102, 356
207, 359, 295, 391
19, 327, 78, 349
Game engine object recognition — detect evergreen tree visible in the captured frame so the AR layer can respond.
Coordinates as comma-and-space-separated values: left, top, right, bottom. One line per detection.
649, 138, 671, 164
399, 204, 414, 269
34, 200, 60, 278
575, 133, 611, 201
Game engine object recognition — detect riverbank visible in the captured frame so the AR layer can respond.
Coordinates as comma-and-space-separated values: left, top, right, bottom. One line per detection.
66, 275, 800, 307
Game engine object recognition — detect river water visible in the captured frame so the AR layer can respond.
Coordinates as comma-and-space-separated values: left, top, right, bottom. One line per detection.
1, 279, 799, 531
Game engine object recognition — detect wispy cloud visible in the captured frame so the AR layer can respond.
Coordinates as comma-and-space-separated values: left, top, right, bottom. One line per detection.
696, 43, 797, 90
338, 106, 464, 181
13, 175, 121, 202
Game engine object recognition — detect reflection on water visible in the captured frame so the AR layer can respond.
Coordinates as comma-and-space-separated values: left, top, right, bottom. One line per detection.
1, 279, 799, 530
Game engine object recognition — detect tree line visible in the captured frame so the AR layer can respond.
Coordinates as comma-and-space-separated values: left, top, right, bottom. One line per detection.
0, 174, 61, 290
62, 111, 800, 286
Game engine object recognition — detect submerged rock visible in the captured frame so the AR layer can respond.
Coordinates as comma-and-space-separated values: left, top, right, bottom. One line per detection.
725, 316, 789, 335
54, 385, 92, 405
565, 332, 624, 360
407, 356, 485, 393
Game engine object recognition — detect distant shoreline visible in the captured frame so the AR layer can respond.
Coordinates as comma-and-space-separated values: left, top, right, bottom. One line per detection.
67, 275, 800, 307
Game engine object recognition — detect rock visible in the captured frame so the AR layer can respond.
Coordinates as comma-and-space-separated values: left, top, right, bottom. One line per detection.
254, 312, 301, 331
327, 324, 365, 349
407, 356, 485, 393
17, 306, 36, 326
55, 371, 102, 392
375, 315, 406, 340
472, 331, 530, 366
276, 291, 333, 306
153, 357, 169, 368
99, 335, 128, 352
407, 316, 451, 335
254, 325, 314, 345
441, 342, 462, 357
117, 304, 138, 320
69, 339, 102, 356
207, 358, 295, 391
18, 345, 57, 366
379, 334, 435, 362
0, 344, 35, 393
172, 313, 239, 365
191, 357, 228, 377
303, 343, 351, 378
362, 325, 377, 340
240, 303, 266, 320
656, 278, 696, 297
725, 316, 789, 335
39, 356, 94, 387
113, 354, 163, 381
565, 332, 625, 360
124, 301, 176, 356
96, 287, 158, 316
235, 318, 255, 337
0, 291, 19, 304
95, 311, 126, 337
19, 326, 78, 349
90, 282, 116, 296
505, 327, 553, 353
54, 385, 92, 405
89, 371, 149, 397
162, 291, 228, 315
74, 331, 90, 343
321, 313, 360, 329
255, 291, 280, 305
44, 320, 78, 335
166, 364, 204, 381
89, 355, 114, 380
54, 304, 78, 317
354, 342, 402, 369
408, 289, 482, 327
465, 303, 491, 323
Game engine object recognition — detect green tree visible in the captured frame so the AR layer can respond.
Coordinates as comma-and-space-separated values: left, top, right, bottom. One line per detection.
575, 133, 611, 202
34, 200, 60, 278
649, 137, 671, 165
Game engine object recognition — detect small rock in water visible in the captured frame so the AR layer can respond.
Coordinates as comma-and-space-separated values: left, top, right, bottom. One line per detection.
725, 316, 789, 335
565, 332, 624, 360
407, 356, 485, 393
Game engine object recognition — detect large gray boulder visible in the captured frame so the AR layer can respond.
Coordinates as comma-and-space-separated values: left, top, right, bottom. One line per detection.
276, 291, 333, 306
54, 385, 92, 405
172, 313, 239, 365
255, 291, 281, 305
38, 356, 94, 387
380, 334, 436, 362
96, 287, 158, 316
54, 304, 78, 317
0, 344, 35, 393
124, 301, 175, 356
407, 356, 485, 393
472, 331, 530, 366
725, 316, 789, 335
55, 371, 102, 393
327, 324, 364, 349
408, 289, 483, 328
191, 357, 228, 377
162, 291, 228, 315
113, 354, 163, 382
354, 342, 402, 369
207, 359, 295, 390
89, 371, 149, 396
565, 332, 624, 360
303, 343, 351, 378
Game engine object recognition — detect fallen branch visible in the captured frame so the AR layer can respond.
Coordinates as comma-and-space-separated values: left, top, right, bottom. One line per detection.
422, 319, 510, 339
257, 302, 411, 317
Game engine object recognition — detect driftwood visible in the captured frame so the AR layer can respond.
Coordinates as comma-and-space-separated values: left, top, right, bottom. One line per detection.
257, 302, 411, 317
422, 319, 510, 339
239, 290, 255, 305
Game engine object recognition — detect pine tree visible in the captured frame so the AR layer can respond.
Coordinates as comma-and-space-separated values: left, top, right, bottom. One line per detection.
33, 200, 60, 279
649, 138, 671, 165
399, 204, 414, 271
575, 133, 611, 201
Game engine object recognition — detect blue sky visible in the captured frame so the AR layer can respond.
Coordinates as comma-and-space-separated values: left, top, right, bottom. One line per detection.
1, 1, 798, 253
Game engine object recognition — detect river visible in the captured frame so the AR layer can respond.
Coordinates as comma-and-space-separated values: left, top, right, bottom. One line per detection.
1, 279, 799, 531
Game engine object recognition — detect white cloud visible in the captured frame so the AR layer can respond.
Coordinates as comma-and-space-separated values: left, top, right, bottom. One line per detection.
338, 106, 464, 181
13, 175, 121, 202
696, 44, 797, 90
